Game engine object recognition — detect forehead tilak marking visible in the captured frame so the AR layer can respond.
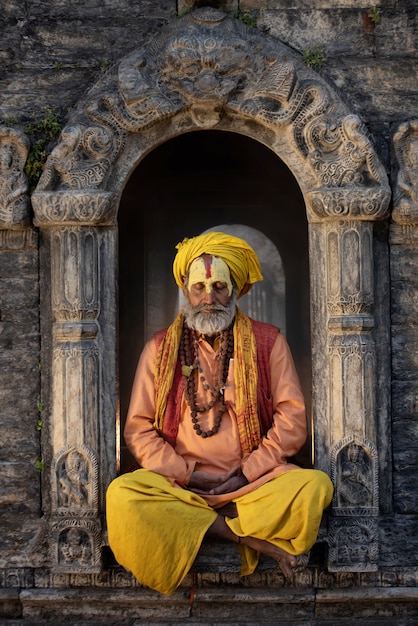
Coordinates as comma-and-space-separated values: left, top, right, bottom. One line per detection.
203, 255, 212, 279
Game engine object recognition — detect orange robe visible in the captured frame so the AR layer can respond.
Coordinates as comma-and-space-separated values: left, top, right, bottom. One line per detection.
124, 331, 307, 507
107, 328, 333, 594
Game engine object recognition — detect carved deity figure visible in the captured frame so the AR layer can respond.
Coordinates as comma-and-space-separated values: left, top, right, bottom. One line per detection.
59, 527, 92, 565
336, 525, 370, 565
338, 443, 372, 508
0, 128, 30, 226
58, 449, 89, 508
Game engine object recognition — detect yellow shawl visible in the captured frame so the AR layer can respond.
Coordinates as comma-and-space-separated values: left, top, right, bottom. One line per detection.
154, 308, 261, 454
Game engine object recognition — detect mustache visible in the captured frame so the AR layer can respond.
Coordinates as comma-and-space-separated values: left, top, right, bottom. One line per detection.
193, 303, 229, 313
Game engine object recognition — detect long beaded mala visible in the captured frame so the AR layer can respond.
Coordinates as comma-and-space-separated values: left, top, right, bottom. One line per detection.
179, 323, 234, 438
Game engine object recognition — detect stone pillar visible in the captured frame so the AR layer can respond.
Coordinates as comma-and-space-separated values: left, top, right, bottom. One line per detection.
307, 186, 389, 573
32, 190, 118, 573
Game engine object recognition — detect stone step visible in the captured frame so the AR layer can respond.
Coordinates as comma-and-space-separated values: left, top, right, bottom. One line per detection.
1, 587, 418, 624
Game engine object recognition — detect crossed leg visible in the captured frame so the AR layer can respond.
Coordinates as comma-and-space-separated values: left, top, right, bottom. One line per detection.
206, 505, 297, 580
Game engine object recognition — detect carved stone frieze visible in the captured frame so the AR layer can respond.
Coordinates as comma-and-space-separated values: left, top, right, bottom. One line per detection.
0, 228, 37, 250
0, 127, 30, 228
328, 333, 376, 442
50, 517, 101, 573
325, 221, 373, 316
328, 517, 378, 572
31, 7, 390, 221
50, 227, 100, 321
51, 445, 99, 516
306, 186, 390, 223
392, 119, 418, 224
32, 191, 118, 226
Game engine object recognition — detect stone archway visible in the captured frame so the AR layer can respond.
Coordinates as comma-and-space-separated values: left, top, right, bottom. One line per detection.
31, 7, 391, 575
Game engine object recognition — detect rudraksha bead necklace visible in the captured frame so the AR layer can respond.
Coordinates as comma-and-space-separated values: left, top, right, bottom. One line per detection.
179, 323, 234, 438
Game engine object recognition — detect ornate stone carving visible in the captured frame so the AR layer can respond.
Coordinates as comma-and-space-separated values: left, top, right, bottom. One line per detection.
306, 187, 390, 222
51, 445, 99, 516
328, 437, 378, 572
307, 114, 388, 187
37, 124, 123, 192
328, 517, 378, 572
50, 227, 100, 321
325, 221, 373, 316
328, 334, 376, 442
392, 119, 418, 224
331, 437, 378, 516
32, 6, 390, 223
0, 127, 30, 228
51, 518, 101, 573
32, 191, 118, 226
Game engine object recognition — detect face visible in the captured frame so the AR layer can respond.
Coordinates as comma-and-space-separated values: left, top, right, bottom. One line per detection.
186, 255, 232, 307
183, 255, 236, 335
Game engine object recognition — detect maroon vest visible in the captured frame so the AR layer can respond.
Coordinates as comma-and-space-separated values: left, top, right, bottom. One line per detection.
154, 319, 279, 448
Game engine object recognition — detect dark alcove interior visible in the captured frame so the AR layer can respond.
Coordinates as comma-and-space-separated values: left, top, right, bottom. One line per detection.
118, 130, 311, 472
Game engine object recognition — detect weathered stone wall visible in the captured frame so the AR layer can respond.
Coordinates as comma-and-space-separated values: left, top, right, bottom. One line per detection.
0, 0, 417, 617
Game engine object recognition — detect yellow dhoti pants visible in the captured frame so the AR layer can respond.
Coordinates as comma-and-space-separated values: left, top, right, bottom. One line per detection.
106, 468, 333, 595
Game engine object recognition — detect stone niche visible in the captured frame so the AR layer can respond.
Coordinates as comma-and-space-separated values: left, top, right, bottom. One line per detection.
27, 8, 391, 576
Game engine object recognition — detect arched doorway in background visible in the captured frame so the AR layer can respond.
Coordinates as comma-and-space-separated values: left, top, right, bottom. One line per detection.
118, 130, 311, 472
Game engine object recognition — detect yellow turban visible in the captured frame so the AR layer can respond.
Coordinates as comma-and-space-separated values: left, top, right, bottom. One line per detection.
173, 231, 263, 297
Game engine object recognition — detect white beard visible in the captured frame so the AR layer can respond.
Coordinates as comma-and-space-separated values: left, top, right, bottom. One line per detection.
182, 291, 237, 336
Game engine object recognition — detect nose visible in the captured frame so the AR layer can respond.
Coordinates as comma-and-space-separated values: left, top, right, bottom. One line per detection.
202, 289, 215, 304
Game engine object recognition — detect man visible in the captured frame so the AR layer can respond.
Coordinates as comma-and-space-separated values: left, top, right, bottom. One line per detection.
106, 231, 333, 595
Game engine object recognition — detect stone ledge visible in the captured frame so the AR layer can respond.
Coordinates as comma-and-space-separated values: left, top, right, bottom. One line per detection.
316, 587, 418, 619
0, 589, 21, 619
10, 587, 418, 623
19, 587, 315, 621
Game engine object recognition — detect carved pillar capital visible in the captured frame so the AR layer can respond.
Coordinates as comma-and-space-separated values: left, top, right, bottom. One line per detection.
31, 191, 118, 227
306, 187, 390, 223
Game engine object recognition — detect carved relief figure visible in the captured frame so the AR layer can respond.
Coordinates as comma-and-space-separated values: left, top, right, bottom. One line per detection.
58, 449, 89, 508
37, 124, 119, 191
393, 119, 418, 222
338, 443, 372, 507
59, 527, 92, 566
0, 128, 30, 226
331, 437, 378, 515
336, 524, 370, 565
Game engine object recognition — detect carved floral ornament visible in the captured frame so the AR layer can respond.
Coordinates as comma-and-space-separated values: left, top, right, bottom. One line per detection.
32, 7, 390, 227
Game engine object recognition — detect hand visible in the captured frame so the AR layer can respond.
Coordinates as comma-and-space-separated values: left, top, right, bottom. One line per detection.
188, 466, 248, 495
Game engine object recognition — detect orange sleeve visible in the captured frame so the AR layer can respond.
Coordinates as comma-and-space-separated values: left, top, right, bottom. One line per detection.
241, 333, 307, 482
124, 339, 195, 486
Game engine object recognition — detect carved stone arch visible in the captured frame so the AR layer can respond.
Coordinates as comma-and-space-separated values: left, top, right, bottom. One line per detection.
30, 7, 391, 573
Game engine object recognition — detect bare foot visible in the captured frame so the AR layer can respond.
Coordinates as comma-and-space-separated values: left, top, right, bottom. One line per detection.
205, 515, 297, 580
240, 535, 297, 580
